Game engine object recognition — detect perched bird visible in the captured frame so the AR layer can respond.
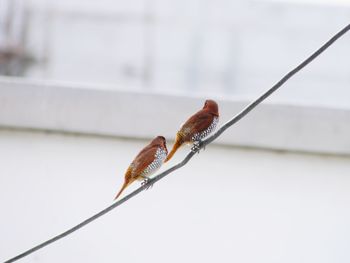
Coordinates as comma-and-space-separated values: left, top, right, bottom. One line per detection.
165, 99, 219, 162
114, 136, 168, 200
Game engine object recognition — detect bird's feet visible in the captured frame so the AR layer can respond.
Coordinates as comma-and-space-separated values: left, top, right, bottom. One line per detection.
141, 177, 154, 190
191, 140, 205, 153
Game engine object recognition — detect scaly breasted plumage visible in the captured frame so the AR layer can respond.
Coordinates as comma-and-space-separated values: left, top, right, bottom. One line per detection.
165, 99, 219, 162
114, 136, 168, 200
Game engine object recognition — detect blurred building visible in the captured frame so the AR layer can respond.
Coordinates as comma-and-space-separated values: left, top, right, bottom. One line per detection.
0, 1, 350, 263
1, 0, 350, 105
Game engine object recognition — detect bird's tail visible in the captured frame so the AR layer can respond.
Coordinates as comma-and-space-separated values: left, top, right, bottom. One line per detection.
114, 179, 132, 200
165, 135, 183, 163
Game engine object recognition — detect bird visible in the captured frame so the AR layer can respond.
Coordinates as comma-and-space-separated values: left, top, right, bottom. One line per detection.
114, 136, 168, 200
165, 99, 219, 163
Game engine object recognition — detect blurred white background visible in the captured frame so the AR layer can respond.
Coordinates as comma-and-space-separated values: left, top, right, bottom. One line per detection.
1, 0, 350, 105
1, 129, 350, 263
0, 0, 350, 262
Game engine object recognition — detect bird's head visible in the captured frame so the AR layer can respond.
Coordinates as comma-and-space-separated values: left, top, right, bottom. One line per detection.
152, 136, 168, 151
203, 99, 219, 116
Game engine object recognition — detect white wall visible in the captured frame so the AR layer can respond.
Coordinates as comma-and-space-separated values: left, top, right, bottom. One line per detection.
0, 77, 350, 155
1, 129, 350, 263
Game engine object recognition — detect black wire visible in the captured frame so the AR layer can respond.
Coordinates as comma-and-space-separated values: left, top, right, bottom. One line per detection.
4, 23, 350, 263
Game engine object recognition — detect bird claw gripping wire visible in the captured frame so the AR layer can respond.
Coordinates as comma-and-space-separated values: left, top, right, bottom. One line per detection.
191, 140, 204, 154
141, 177, 154, 190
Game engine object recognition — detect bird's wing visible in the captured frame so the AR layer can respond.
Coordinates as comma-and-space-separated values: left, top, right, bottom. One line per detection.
130, 145, 158, 178
181, 110, 215, 137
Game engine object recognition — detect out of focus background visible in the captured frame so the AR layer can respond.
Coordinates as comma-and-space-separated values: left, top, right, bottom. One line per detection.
1, 0, 350, 262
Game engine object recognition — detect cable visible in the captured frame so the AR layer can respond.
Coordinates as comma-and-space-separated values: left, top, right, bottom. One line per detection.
4, 23, 350, 263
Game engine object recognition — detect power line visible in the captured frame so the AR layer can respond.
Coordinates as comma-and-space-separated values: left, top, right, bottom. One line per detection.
4, 23, 350, 263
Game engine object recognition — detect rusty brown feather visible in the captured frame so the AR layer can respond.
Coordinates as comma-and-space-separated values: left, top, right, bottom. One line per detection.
114, 136, 168, 200
165, 99, 219, 162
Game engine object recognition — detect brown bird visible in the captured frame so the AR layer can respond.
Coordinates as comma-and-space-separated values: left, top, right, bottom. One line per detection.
165, 99, 219, 162
114, 136, 168, 200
